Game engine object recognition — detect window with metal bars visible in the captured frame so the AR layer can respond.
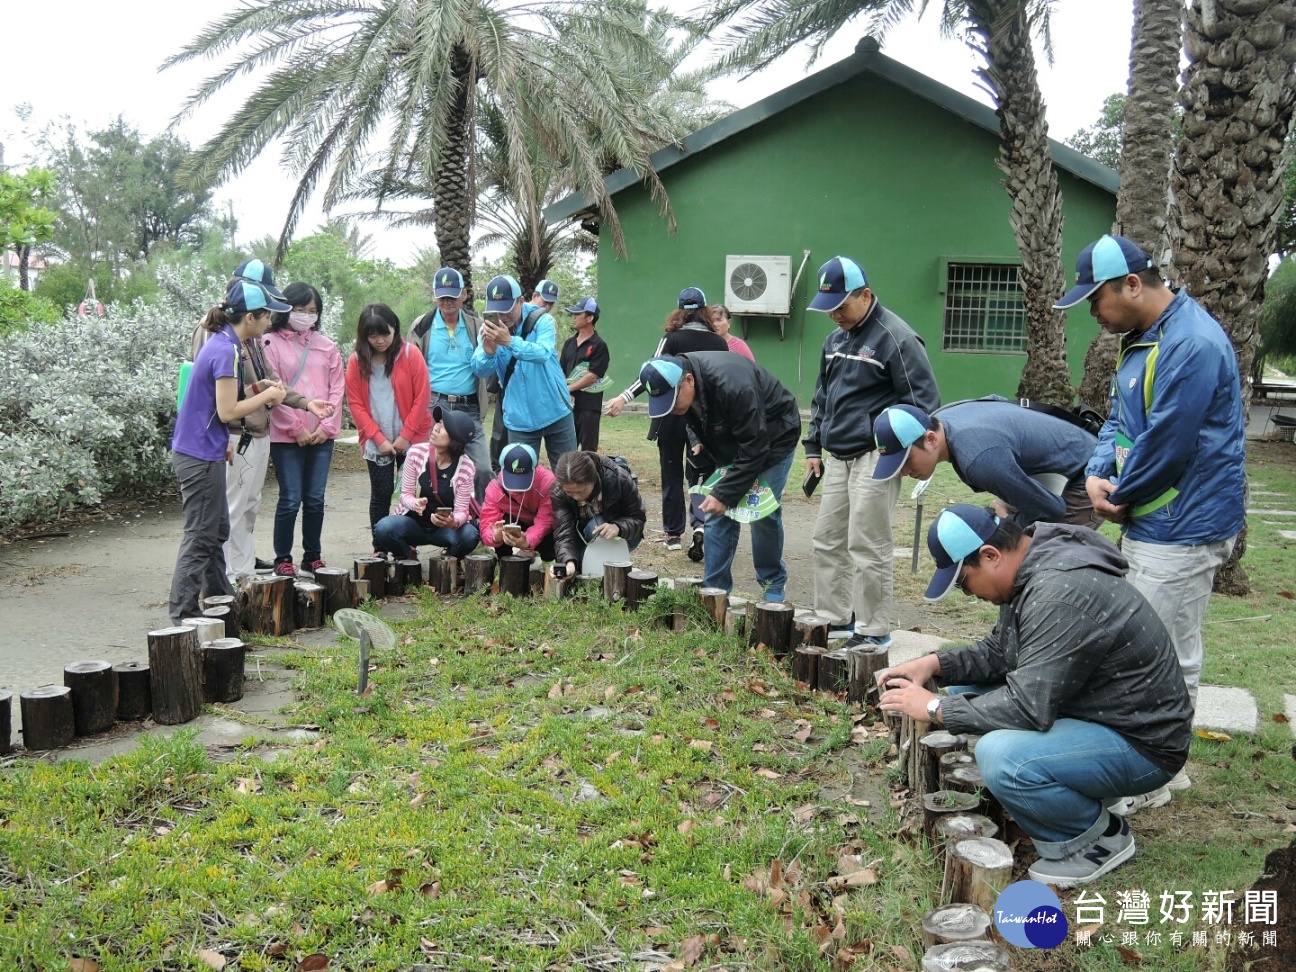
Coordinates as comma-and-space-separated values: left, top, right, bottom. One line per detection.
942, 263, 1027, 353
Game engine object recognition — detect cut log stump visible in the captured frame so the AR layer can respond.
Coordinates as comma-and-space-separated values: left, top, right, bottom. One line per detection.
314, 567, 351, 617
918, 731, 968, 800
293, 581, 325, 630
602, 561, 632, 604
499, 555, 531, 597
243, 576, 293, 636
697, 588, 728, 628
792, 645, 826, 687
463, 554, 495, 595
817, 649, 851, 694
202, 639, 246, 703
921, 941, 1011, 972
922, 790, 982, 842
20, 684, 75, 751
181, 616, 224, 646
354, 557, 388, 600
920, 903, 993, 948
147, 626, 204, 725
350, 578, 370, 606
941, 837, 1014, 914
848, 646, 889, 704
113, 661, 151, 720
0, 689, 10, 754
792, 615, 830, 650
724, 606, 747, 639
397, 559, 423, 591
934, 813, 999, 850
625, 570, 658, 610
430, 556, 459, 596
753, 601, 795, 657
63, 660, 116, 735
939, 751, 977, 789
202, 605, 239, 640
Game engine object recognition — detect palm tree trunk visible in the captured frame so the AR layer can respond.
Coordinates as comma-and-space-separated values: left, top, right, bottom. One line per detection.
966, 0, 1073, 406
1080, 0, 1184, 415
1168, 0, 1296, 595
434, 44, 475, 300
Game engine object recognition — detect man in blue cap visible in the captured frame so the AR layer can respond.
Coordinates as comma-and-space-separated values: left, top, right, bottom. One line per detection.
871, 400, 1100, 527
876, 504, 1191, 888
410, 266, 491, 500
530, 278, 560, 314
804, 256, 939, 650
638, 352, 801, 600
473, 274, 578, 465
1056, 234, 1245, 806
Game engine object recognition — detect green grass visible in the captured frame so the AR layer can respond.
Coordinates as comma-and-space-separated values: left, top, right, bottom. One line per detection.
3, 426, 1295, 971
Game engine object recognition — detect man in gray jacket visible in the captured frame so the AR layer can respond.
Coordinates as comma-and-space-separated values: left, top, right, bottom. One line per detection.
804, 256, 939, 650
877, 504, 1191, 888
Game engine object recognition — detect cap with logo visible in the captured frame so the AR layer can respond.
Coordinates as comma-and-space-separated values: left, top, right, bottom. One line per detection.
677, 287, 707, 311
433, 266, 465, 298
925, 504, 1001, 602
484, 274, 523, 313
639, 355, 687, 419
535, 279, 560, 305
232, 258, 289, 303
808, 256, 868, 313
432, 404, 477, 446
566, 296, 600, 318
872, 404, 933, 481
224, 279, 291, 316
1054, 235, 1155, 309
499, 442, 538, 492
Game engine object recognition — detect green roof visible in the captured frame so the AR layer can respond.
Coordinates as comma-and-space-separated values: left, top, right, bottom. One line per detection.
544, 38, 1118, 224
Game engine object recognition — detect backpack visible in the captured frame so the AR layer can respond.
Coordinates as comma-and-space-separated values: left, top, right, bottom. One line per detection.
608, 454, 638, 486
936, 395, 1104, 437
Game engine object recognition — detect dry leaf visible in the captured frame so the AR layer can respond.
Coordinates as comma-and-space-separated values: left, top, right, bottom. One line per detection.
889, 944, 912, 963
409, 793, 427, 809
1278, 590, 1295, 600
1196, 729, 1232, 742
1274, 712, 1290, 724
153, 825, 172, 836
826, 869, 878, 889
198, 950, 227, 970
1116, 944, 1143, 964
701, 717, 720, 729
792, 804, 817, 825
68, 961, 100, 972
677, 819, 696, 835
680, 934, 706, 966
688, 739, 713, 751
295, 955, 329, 972
419, 881, 441, 898
548, 682, 564, 699
605, 685, 618, 700
645, 925, 668, 937
793, 727, 813, 743
755, 768, 782, 780
366, 879, 390, 895
234, 777, 261, 794
267, 942, 289, 956
358, 684, 374, 698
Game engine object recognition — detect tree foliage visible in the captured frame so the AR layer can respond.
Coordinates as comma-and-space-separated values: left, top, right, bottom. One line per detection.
1065, 93, 1126, 169
0, 167, 57, 291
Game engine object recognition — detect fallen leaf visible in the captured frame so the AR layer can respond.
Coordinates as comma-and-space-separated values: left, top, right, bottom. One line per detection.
267, 942, 289, 956
367, 879, 390, 895
153, 825, 172, 836
68, 961, 100, 972
1196, 729, 1232, 742
358, 684, 374, 698
1278, 590, 1295, 600
677, 819, 696, 835
295, 955, 329, 972
889, 944, 912, 963
548, 682, 564, 699
409, 793, 427, 809
701, 717, 720, 729
419, 881, 441, 898
198, 950, 227, 970
651, 733, 666, 743
756, 768, 782, 780
605, 685, 618, 700
826, 869, 878, 889
234, 777, 261, 794
644, 925, 668, 937
1116, 944, 1142, 964
792, 804, 817, 825
688, 739, 713, 751
793, 726, 813, 743
1275, 713, 1290, 724
679, 934, 706, 966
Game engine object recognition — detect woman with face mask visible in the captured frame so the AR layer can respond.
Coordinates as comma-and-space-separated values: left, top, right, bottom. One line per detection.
261, 282, 345, 577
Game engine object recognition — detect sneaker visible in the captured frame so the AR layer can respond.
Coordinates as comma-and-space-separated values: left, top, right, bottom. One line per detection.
826, 623, 854, 642
254, 557, 274, 572
844, 633, 893, 651
1028, 814, 1136, 888
273, 560, 297, 578
665, 535, 682, 551
305, 557, 327, 575
687, 528, 705, 562
1107, 784, 1172, 817
1167, 769, 1191, 791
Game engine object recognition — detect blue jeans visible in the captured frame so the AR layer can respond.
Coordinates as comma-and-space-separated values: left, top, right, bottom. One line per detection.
374, 512, 480, 560
971, 717, 1173, 858
508, 414, 578, 468
702, 449, 794, 599
270, 440, 334, 562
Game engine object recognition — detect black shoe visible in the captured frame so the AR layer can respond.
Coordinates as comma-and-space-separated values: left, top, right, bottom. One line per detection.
687, 528, 704, 562
254, 557, 274, 572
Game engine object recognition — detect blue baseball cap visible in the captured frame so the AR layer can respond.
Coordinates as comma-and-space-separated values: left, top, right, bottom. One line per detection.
808, 256, 868, 312
536, 279, 560, 305
873, 404, 933, 481
566, 296, 600, 318
925, 504, 1001, 602
484, 275, 523, 313
640, 355, 687, 418
1054, 235, 1155, 309
232, 258, 289, 304
224, 279, 291, 316
499, 442, 538, 492
677, 287, 707, 311
433, 267, 465, 298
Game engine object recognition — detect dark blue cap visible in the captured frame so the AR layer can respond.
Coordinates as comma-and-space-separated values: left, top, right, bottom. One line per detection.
536, 279, 560, 305
499, 443, 538, 492
925, 504, 1001, 602
232, 258, 289, 303
224, 279, 290, 316
639, 355, 687, 418
433, 267, 465, 298
566, 296, 599, 317
432, 404, 476, 446
1055, 236, 1155, 309
873, 404, 933, 481
808, 257, 868, 312
484, 275, 523, 313
677, 287, 707, 311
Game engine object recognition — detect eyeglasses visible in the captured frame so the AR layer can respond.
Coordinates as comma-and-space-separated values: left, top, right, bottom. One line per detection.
954, 563, 973, 595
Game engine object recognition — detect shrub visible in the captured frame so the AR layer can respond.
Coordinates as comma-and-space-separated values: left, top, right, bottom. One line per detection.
0, 285, 61, 335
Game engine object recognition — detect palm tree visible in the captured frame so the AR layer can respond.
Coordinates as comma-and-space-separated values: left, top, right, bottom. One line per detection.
164, 0, 686, 295
706, 0, 1073, 404
1166, 0, 1296, 595
1078, 0, 1183, 415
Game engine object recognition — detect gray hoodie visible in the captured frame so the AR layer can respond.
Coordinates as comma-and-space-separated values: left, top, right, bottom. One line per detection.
936, 523, 1192, 773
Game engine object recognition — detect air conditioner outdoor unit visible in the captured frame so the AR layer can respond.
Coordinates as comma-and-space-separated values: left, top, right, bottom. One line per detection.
724, 254, 791, 316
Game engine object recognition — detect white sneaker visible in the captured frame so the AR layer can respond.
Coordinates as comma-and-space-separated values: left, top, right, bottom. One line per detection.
1028, 815, 1136, 888
1167, 769, 1191, 791
1108, 784, 1171, 817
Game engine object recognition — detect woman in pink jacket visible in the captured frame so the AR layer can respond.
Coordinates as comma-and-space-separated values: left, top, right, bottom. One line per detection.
344, 303, 432, 539
262, 282, 346, 577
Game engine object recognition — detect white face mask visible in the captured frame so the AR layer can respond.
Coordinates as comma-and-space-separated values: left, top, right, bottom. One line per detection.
288, 310, 317, 332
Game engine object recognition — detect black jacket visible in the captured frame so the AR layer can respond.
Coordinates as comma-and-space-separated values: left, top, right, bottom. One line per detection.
551, 454, 647, 567
805, 297, 940, 459
677, 352, 802, 509
936, 524, 1191, 773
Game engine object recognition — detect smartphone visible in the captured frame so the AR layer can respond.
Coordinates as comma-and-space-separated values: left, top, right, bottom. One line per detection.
434, 506, 455, 515
802, 466, 824, 498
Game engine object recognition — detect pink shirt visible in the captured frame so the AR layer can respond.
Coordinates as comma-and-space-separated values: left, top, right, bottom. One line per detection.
727, 336, 755, 361
262, 329, 345, 442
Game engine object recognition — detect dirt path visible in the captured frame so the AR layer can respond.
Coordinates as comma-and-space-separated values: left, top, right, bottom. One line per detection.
0, 462, 922, 739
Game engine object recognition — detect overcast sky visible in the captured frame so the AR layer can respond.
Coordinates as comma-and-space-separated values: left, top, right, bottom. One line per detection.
4, 0, 1136, 264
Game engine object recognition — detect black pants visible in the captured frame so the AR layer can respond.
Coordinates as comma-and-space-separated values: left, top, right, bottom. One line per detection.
573, 409, 601, 452
488, 395, 507, 473
365, 454, 406, 535
656, 415, 712, 538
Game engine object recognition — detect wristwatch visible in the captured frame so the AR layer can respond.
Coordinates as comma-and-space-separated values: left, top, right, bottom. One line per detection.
926, 696, 943, 722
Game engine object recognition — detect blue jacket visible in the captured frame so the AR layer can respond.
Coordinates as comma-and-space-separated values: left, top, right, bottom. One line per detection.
1086, 289, 1245, 545
471, 304, 572, 433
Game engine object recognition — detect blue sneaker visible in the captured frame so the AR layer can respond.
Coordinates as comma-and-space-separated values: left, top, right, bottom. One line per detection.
844, 633, 892, 650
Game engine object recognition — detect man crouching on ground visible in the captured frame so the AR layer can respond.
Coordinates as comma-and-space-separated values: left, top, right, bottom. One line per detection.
876, 504, 1191, 888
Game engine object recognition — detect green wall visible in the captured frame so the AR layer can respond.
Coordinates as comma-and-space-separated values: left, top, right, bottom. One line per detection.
589, 71, 1116, 406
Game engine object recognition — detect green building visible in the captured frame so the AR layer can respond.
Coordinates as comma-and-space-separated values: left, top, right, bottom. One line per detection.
545, 39, 1118, 405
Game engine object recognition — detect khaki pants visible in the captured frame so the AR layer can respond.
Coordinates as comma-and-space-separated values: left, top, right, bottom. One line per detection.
224, 432, 270, 579
811, 452, 900, 634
